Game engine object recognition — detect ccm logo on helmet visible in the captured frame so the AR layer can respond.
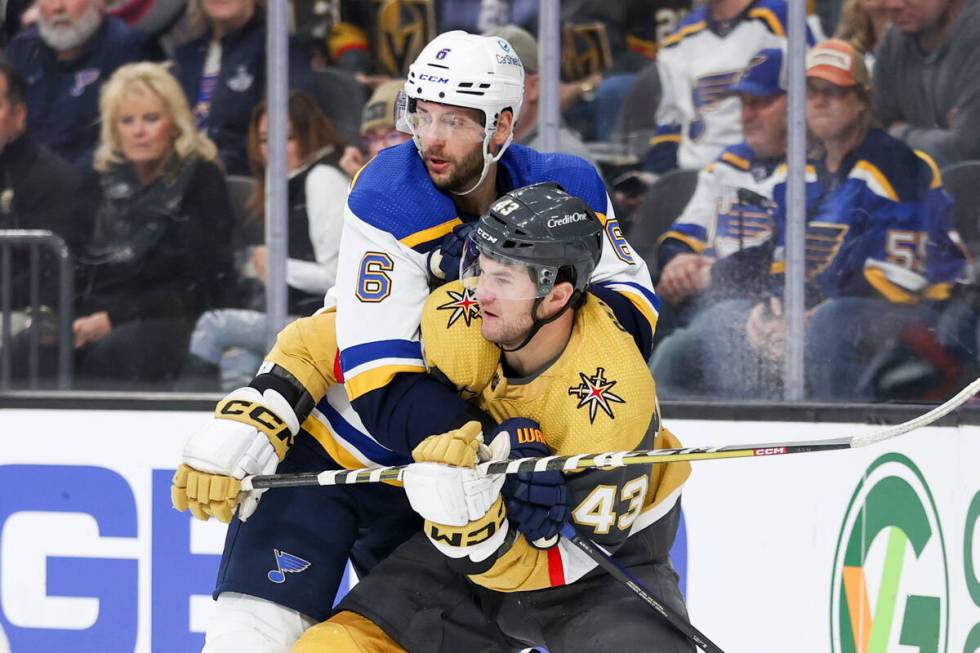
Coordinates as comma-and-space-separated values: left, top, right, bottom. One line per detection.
418, 74, 449, 83
547, 212, 588, 228
477, 228, 499, 243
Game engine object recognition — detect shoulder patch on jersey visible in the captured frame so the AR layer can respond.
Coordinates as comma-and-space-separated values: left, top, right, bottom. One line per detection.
567, 367, 626, 423
421, 281, 499, 399
436, 286, 481, 328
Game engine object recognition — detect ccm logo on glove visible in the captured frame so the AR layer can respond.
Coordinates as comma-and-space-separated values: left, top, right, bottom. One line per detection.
218, 399, 293, 448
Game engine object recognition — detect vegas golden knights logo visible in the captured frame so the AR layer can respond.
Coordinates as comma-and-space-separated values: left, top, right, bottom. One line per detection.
374, 0, 435, 76
561, 22, 612, 82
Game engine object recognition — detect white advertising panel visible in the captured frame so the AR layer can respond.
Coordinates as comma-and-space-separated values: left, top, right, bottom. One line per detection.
0, 409, 977, 652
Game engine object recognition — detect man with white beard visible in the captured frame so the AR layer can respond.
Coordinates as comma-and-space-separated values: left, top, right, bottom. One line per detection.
5, 0, 150, 166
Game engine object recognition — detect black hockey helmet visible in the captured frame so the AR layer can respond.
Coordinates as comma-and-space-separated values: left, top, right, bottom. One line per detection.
461, 182, 603, 305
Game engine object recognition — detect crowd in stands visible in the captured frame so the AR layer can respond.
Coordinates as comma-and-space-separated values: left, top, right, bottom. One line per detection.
0, 0, 976, 404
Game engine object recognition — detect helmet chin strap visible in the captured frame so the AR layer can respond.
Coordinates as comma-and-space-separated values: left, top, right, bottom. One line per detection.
452, 129, 512, 197
497, 293, 577, 353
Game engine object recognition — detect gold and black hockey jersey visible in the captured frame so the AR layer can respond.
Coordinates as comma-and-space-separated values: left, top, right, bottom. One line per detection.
421, 281, 690, 592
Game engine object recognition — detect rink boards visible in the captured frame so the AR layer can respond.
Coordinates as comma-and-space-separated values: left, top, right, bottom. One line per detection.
0, 407, 978, 652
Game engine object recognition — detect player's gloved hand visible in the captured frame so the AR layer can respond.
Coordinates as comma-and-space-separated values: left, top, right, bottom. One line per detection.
404, 421, 511, 561
496, 418, 569, 549
427, 222, 475, 282
171, 387, 299, 523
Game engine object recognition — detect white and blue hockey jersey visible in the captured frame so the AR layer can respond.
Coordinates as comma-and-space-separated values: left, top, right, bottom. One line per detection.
649, 0, 812, 172
658, 141, 779, 264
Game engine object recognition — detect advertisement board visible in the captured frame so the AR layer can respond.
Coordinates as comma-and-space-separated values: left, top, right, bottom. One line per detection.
0, 409, 977, 652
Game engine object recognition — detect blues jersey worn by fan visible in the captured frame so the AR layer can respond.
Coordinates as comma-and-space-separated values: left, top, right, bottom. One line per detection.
650, 0, 813, 172
767, 128, 967, 304
658, 141, 779, 262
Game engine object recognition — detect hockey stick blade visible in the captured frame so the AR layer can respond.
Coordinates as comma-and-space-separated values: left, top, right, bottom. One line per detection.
241, 377, 979, 492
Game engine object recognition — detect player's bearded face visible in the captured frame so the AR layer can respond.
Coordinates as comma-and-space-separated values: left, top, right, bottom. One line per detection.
413, 102, 488, 192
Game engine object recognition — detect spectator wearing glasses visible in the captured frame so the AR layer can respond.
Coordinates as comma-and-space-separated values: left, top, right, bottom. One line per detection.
182, 89, 349, 390
339, 78, 410, 178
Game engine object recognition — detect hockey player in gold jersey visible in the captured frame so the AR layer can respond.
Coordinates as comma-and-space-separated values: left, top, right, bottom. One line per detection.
293, 183, 693, 652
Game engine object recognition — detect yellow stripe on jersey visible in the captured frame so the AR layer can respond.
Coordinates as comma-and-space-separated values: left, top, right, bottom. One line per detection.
770, 260, 785, 274
345, 363, 428, 400
617, 287, 660, 335
399, 217, 463, 249
649, 133, 683, 146
663, 21, 707, 47
656, 229, 708, 253
349, 161, 370, 191
721, 151, 751, 171
748, 7, 785, 36
852, 161, 899, 201
302, 413, 367, 470
914, 150, 943, 190
864, 267, 918, 303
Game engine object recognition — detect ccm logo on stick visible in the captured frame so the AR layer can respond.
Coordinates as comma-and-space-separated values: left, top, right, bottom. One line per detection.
753, 447, 787, 456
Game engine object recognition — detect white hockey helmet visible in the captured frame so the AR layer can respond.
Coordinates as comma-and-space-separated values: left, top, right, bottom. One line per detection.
398, 30, 526, 195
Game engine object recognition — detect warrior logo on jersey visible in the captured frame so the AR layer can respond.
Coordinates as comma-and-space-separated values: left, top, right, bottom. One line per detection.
568, 367, 625, 423
436, 287, 481, 327
267, 549, 311, 583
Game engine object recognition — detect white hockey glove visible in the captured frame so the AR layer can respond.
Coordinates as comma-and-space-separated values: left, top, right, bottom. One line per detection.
172, 387, 299, 523
403, 421, 511, 561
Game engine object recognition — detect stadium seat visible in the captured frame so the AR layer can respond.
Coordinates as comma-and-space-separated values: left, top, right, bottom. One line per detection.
312, 68, 368, 146
609, 62, 662, 157
941, 160, 980, 257
628, 168, 699, 267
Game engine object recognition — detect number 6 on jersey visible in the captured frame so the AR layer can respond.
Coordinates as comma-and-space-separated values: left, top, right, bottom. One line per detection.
356, 252, 394, 302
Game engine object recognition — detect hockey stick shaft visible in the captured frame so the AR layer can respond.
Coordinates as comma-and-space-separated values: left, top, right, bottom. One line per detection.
241, 377, 980, 491
559, 523, 725, 653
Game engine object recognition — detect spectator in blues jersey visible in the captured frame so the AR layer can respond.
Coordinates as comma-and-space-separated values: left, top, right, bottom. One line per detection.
5, 0, 151, 167
173, 0, 314, 175
650, 47, 787, 397
691, 39, 967, 400
643, 0, 813, 174
873, 0, 980, 166
71, 62, 236, 387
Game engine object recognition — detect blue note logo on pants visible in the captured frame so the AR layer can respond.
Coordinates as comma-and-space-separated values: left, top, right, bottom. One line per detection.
268, 549, 311, 584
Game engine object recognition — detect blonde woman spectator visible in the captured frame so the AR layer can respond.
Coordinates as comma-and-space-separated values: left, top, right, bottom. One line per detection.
183, 89, 350, 390
71, 62, 236, 387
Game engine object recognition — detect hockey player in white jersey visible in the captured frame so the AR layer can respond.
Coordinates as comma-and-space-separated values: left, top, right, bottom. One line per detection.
645, 0, 813, 173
